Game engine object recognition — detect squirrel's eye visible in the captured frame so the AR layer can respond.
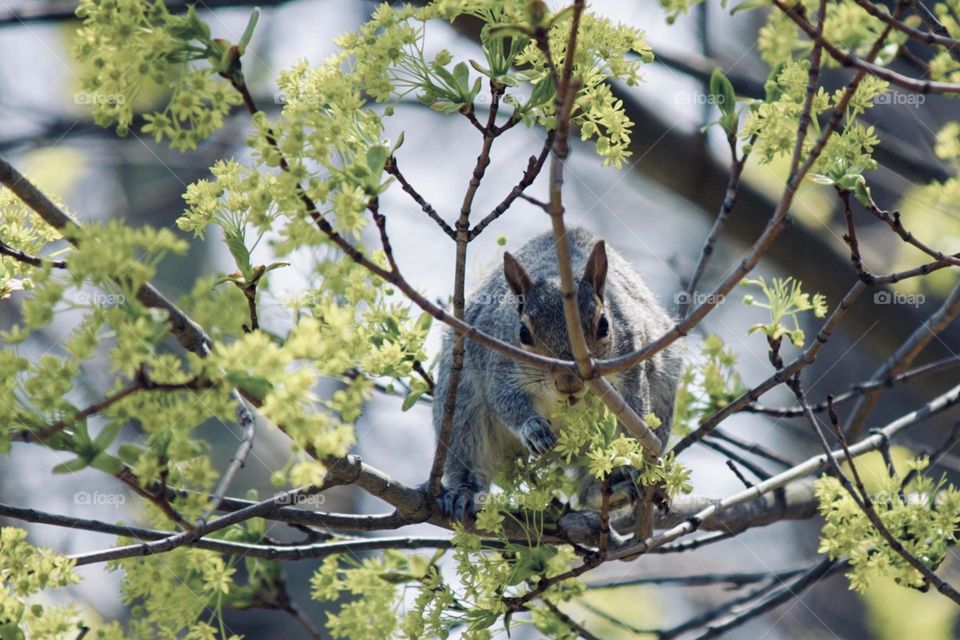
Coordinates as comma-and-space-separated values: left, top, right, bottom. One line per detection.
519, 324, 534, 346
597, 314, 609, 340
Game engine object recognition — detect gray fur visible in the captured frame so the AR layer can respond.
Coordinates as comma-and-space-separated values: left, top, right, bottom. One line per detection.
433, 227, 683, 520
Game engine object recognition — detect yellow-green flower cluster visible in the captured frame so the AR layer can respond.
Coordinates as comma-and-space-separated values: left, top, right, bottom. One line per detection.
756, 0, 905, 68
65, 220, 187, 292
141, 71, 241, 152
742, 276, 828, 348
0, 527, 81, 639
113, 546, 239, 639
311, 552, 414, 640
673, 334, 746, 436
742, 60, 831, 164
928, 0, 960, 84
74, 0, 241, 149
817, 457, 960, 592
742, 59, 885, 189
0, 188, 62, 298
513, 10, 653, 167
449, 525, 581, 637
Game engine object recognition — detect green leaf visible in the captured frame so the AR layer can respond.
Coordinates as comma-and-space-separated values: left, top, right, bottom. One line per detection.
67, 418, 92, 448
469, 59, 490, 77
467, 609, 499, 631
709, 68, 736, 120
378, 571, 417, 584
854, 179, 873, 207
93, 422, 122, 450
391, 131, 405, 154
117, 443, 147, 465
525, 77, 555, 112
836, 173, 864, 191
431, 64, 461, 95
225, 372, 273, 399
224, 230, 252, 279
52, 457, 90, 474
470, 76, 483, 100
366, 145, 389, 180
0, 622, 24, 640
215, 273, 244, 286
89, 451, 124, 474
238, 7, 260, 55
414, 311, 433, 334
262, 261, 290, 275
431, 101, 466, 113
401, 391, 423, 411
729, 0, 768, 14
452, 62, 471, 95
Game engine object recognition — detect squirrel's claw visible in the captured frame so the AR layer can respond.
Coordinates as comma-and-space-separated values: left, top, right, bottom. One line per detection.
439, 485, 477, 523
519, 416, 557, 454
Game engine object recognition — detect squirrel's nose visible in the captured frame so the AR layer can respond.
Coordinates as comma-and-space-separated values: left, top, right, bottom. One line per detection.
553, 372, 584, 395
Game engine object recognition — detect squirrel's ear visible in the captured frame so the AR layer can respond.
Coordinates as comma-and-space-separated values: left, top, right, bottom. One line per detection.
503, 251, 533, 300
584, 240, 608, 300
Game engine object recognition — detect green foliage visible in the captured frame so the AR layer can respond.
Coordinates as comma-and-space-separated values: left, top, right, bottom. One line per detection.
73, 0, 248, 149
552, 396, 691, 496
742, 276, 827, 347
709, 68, 739, 135
6, 0, 958, 637
673, 334, 747, 435
0, 182, 63, 300
816, 457, 960, 592
928, 0, 960, 84
311, 552, 411, 639
111, 545, 240, 639
658, 0, 705, 25
0, 528, 83, 640
741, 59, 886, 189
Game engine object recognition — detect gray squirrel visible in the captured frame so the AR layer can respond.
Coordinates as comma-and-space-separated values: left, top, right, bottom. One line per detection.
433, 227, 683, 521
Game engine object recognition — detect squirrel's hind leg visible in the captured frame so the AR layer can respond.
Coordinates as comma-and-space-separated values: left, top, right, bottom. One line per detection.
436, 411, 495, 523
438, 468, 487, 522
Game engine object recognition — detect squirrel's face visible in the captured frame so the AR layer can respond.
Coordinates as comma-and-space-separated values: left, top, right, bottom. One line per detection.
503, 240, 613, 404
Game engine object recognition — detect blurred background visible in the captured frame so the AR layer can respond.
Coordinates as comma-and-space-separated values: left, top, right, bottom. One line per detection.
1, 0, 959, 637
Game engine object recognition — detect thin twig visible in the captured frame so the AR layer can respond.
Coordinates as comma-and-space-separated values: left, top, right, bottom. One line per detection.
543, 601, 603, 640
608, 380, 960, 561
708, 430, 796, 467
429, 81, 506, 497
469, 131, 555, 240
587, 566, 809, 590
700, 439, 772, 482
690, 559, 838, 639
681, 133, 753, 319
845, 279, 960, 440
744, 355, 960, 418
201, 398, 257, 523
385, 157, 456, 239
0, 239, 67, 269
852, 0, 960, 49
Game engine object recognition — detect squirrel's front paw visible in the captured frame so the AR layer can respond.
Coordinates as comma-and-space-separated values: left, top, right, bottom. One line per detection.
519, 416, 557, 455
439, 485, 478, 522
